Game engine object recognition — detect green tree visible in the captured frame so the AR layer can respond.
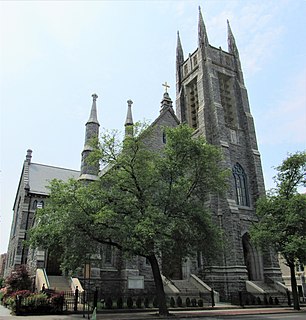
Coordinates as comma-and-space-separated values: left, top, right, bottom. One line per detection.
251, 151, 306, 310
29, 124, 228, 316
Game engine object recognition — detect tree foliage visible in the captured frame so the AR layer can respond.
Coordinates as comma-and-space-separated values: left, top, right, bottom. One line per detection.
29, 124, 228, 315
251, 151, 306, 310
5, 265, 32, 294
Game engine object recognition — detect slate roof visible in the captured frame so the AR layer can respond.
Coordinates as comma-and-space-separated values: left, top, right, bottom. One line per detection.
29, 163, 80, 195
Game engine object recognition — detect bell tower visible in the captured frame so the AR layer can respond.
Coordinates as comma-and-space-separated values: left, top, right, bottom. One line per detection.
176, 8, 282, 299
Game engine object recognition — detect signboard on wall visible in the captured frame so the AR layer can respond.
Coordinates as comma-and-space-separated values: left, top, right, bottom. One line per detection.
128, 276, 144, 289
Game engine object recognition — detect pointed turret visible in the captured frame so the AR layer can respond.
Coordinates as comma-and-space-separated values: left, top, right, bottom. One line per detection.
227, 20, 244, 83
176, 31, 184, 93
176, 31, 184, 64
160, 82, 173, 112
198, 6, 209, 48
125, 99, 134, 137
79, 93, 100, 181
227, 20, 239, 57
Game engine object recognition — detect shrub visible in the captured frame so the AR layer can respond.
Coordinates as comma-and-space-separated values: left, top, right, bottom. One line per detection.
9, 290, 32, 299
144, 297, 149, 308
136, 297, 142, 308
152, 296, 158, 308
5, 265, 32, 294
116, 297, 123, 309
198, 299, 203, 307
105, 297, 113, 309
191, 298, 197, 307
170, 297, 175, 307
176, 296, 182, 307
186, 297, 191, 307
49, 292, 64, 312
127, 297, 133, 308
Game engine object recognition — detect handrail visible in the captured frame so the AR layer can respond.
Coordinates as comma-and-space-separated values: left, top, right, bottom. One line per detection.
42, 268, 50, 288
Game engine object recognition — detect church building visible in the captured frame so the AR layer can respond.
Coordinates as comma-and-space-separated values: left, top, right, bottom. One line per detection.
5, 9, 285, 303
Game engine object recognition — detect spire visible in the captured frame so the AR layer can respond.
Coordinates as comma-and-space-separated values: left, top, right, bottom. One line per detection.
198, 6, 209, 48
176, 31, 184, 63
160, 82, 173, 112
125, 99, 134, 137
227, 20, 244, 83
176, 31, 184, 94
227, 20, 239, 56
79, 94, 100, 181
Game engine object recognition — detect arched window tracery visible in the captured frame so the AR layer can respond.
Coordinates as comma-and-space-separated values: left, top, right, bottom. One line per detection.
233, 163, 249, 207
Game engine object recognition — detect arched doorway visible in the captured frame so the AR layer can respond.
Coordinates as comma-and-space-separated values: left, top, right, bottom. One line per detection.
242, 233, 262, 281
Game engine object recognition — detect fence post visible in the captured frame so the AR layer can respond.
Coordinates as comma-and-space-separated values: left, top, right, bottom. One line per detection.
93, 287, 98, 310
82, 290, 86, 318
286, 289, 292, 306
15, 295, 22, 315
238, 291, 244, 307
210, 289, 215, 307
74, 286, 79, 312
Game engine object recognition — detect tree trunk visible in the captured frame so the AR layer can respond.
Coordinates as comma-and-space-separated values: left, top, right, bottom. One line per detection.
148, 254, 169, 316
289, 261, 300, 310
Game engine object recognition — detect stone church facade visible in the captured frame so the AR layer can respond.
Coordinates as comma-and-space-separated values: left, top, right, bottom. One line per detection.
5, 10, 283, 302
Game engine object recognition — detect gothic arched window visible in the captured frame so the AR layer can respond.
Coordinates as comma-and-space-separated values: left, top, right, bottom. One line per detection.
233, 163, 249, 207
32, 200, 38, 209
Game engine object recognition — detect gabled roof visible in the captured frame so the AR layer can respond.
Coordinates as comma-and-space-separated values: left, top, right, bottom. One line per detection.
29, 163, 79, 195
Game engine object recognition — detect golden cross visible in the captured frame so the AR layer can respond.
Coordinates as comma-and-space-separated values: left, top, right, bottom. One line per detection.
162, 81, 170, 93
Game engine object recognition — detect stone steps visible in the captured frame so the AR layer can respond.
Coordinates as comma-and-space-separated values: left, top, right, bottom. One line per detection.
248, 281, 288, 305
48, 275, 72, 292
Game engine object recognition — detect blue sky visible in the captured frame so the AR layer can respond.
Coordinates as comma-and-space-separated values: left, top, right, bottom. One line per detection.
0, 0, 305, 254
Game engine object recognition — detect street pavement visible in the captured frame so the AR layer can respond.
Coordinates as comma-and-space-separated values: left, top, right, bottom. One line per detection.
0, 303, 305, 320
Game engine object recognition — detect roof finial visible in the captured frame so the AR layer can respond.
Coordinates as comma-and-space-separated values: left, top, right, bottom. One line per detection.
26, 149, 32, 164
125, 99, 134, 126
162, 81, 170, 93
125, 99, 134, 137
87, 93, 99, 125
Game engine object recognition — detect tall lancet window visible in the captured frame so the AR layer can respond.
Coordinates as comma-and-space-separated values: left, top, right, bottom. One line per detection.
186, 77, 199, 129
233, 163, 249, 207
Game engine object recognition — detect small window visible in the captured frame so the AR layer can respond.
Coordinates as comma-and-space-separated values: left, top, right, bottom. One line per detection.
162, 131, 166, 144
32, 200, 38, 209
104, 244, 112, 264
233, 163, 249, 206
37, 201, 44, 209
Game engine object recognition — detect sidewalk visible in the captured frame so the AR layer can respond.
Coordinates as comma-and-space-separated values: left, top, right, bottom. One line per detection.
0, 304, 305, 320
